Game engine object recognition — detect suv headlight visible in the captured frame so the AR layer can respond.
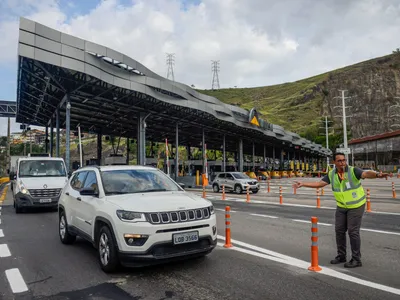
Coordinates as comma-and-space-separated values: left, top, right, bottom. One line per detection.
209, 205, 215, 215
116, 210, 147, 223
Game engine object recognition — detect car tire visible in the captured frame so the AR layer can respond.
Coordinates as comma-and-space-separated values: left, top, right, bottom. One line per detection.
212, 184, 219, 193
234, 184, 242, 194
97, 225, 119, 273
59, 211, 76, 244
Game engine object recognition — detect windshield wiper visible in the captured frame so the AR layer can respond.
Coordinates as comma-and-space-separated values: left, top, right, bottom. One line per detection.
106, 191, 128, 195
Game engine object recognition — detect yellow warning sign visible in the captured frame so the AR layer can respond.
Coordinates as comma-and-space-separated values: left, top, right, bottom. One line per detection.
250, 116, 260, 126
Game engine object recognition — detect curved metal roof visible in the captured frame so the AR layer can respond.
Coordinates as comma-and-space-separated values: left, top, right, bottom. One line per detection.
16, 17, 331, 157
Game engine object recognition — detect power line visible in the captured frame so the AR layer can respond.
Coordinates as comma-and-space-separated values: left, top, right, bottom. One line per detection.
166, 53, 175, 81
211, 60, 220, 90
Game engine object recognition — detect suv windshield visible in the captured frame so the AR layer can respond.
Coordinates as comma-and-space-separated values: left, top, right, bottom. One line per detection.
19, 160, 67, 177
100, 169, 181, 195
231, 172, 249, 179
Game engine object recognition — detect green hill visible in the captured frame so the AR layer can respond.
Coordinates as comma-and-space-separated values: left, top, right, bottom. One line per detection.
197, 51, 400, 148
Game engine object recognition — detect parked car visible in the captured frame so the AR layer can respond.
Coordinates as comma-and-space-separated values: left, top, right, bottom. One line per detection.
58, 165, 217, 272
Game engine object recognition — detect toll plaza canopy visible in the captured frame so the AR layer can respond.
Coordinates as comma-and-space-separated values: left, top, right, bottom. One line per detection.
15, 17, 331, 172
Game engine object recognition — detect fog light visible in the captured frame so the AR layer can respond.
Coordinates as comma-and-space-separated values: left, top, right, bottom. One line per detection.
124, 234, 149, 246
212, 226, 217, 235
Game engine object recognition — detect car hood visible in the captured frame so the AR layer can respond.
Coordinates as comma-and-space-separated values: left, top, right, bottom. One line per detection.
235, 178, 256, 183
19, 177, 68, 189
106, 191, 212, 212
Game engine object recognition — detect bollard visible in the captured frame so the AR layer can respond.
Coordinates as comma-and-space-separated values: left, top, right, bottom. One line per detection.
224, 206, 232, 248
316, 188, 321, 208
202, 185, 206, 199
308, 217, 322, 272
392, 182, 396, 199
366, 189, 372, 212
267, 179, 270, 193
246, 186, 250, 203
294, 185, 297, 195
222, 184, 226, 200
279, 186, 283, 204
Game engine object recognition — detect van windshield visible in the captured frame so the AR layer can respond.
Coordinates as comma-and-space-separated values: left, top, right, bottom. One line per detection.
18, 160, 67, 177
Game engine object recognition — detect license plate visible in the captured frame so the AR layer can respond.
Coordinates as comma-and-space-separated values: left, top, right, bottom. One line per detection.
39, 199, 52, 203
173, 231, 199, 245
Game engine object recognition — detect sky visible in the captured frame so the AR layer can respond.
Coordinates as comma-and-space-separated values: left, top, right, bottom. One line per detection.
1, 0, 400, 136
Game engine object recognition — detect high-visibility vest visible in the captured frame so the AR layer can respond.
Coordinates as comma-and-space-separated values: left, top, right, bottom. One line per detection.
329, 166, 366, 209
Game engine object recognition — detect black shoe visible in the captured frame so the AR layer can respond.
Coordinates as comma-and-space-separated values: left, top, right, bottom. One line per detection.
344, 259, 362, 268
330, 256, 346, 264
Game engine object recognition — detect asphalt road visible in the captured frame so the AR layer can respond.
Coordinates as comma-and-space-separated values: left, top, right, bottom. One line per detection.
1, 185, 400, 300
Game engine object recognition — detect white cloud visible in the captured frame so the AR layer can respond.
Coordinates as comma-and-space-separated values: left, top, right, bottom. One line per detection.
1, 0, 400, 135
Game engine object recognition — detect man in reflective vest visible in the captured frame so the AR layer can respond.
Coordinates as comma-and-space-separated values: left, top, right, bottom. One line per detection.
293, 152, 388, 268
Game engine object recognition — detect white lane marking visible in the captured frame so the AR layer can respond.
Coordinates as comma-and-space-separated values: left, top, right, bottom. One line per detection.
361, 228, 400, 236
250, 214, 278, 219
371, 211, 400, 216
0, 229, 3, 238
292, 219, 332, 226
292, 219, 309, 224
0, 244, 11, 257
216, 237, 400, 296
216, 208, 236, 213
5, 268, 28, 293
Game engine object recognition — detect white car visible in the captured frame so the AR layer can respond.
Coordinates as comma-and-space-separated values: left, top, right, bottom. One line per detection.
58, 165, 217, 272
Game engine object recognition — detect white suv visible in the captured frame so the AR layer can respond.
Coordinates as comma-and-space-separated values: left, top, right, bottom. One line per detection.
58, 165, 217, 272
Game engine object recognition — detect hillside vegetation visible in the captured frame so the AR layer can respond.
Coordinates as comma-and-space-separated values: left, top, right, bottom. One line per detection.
198, 51, 400, 148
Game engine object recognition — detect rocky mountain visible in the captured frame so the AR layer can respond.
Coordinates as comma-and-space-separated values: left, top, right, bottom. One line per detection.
198, 51, 400, 146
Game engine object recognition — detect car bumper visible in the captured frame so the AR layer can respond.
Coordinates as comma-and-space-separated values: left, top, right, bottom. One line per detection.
118, 235, 217, 267
15, 192, 59, 208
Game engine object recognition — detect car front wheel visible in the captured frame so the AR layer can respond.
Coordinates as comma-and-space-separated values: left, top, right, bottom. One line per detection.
98, 226, 119, 273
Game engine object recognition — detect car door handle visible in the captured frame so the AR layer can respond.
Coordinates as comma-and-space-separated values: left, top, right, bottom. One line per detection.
76, 197, 81, 201
65, 192, 69, 196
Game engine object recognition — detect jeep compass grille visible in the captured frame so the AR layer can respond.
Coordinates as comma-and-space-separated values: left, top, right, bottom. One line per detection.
146, 208, 211, 224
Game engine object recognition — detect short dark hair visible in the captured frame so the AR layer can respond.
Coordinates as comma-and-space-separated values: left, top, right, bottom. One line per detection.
333, 152, 345, 161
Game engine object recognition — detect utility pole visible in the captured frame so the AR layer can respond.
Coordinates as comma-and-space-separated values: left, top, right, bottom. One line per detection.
6, 117, 10, 174
333, 90, 353, 162
166, 53, 175, 81
319, 116, 333, 168
211, 60, 220, 90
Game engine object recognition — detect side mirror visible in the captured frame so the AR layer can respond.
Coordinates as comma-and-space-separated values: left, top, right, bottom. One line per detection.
9, 172, 14, 180
178, 183, 185, 189
80, 187, 98, 196
68, 171, 72, 178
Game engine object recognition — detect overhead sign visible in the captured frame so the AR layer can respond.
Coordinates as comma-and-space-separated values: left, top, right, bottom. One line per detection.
336, 147, 351, 154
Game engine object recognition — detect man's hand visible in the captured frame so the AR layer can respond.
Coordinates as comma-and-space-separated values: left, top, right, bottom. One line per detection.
292, 181, 303, 189
377, 171, 390, 179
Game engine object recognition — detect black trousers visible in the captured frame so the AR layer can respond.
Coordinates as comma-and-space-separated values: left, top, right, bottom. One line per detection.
335, 203, 365, 261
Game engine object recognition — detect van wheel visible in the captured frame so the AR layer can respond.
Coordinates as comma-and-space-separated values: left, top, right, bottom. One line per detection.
98, 226, 119, 273
14, 202, 22, 214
